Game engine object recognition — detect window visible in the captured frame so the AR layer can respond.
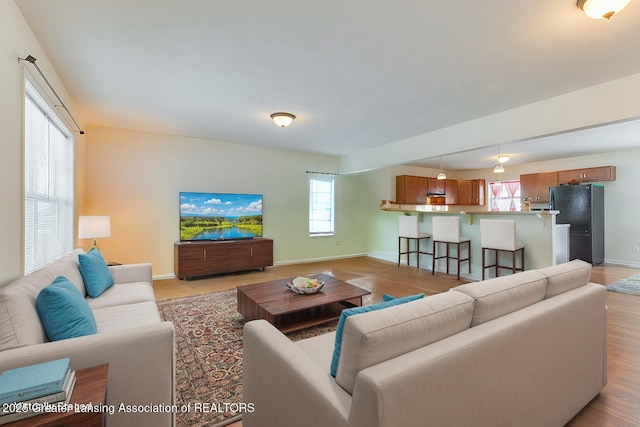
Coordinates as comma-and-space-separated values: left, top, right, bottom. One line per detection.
489, 180, 521, 211
309, 175, 335, 236
24, 80, 74, 274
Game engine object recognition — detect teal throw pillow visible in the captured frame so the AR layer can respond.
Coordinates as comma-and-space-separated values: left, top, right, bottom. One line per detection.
36, 276, 97, 341
79, 248, 114, 298
329, 293, 424, 377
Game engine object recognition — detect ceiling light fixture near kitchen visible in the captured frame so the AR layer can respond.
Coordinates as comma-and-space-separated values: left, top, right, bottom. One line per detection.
437, 157, 447, 180
577, 0, 631, 19
494, 147, 507, 173
270, 112, 296, 128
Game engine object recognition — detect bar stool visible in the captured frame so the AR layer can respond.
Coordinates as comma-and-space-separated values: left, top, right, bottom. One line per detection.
431, 216, 470, 279
480, 219, 524, 280
398, 216, 431, 269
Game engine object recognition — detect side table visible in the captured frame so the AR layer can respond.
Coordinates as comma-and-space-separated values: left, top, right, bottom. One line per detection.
8, 364, 109, 427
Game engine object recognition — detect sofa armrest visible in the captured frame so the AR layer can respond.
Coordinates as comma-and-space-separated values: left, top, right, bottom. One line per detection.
0, 322, 175, 427
242, 320, 351, 427
108, 263, 152, 284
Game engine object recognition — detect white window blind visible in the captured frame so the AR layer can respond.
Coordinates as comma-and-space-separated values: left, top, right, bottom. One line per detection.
309, 175, 335, 236
24, 80, 74, 274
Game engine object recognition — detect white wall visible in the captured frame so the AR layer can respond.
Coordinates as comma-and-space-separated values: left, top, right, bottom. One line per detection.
0, 1, 85, 285
82, 125, 369, 277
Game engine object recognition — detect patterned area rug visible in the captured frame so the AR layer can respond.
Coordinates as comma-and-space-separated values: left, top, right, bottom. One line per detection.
157, 288, 340, 427
607, 273, 640, 296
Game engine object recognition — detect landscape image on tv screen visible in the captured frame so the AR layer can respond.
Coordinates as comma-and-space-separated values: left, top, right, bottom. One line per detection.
180, 192, 263, 241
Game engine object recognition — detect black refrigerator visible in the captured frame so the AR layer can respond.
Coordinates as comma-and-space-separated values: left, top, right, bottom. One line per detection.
549, 184, 604, 265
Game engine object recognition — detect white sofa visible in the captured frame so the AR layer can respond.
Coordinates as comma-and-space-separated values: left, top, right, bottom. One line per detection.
0, 250, 175, 427
243, 260, 607, 427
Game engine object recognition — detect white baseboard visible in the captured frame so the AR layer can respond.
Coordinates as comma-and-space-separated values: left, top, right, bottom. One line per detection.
604, 258, 640, 268
153, 273, 176, 281
274, 252, 369, 266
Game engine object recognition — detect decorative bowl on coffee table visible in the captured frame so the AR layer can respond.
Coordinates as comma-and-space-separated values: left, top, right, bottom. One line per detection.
286, 276, 325, 294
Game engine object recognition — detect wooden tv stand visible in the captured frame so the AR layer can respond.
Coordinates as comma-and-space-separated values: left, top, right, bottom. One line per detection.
174, 238, 273, 280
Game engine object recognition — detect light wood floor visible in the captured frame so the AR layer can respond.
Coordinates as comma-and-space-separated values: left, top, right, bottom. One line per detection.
153, 257, 640, 427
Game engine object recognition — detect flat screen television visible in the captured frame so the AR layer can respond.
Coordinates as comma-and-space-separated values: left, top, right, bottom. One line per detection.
180, 192, 263, 241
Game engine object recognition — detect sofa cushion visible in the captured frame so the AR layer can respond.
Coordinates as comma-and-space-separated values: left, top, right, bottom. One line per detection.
92, 301, 162, 333
330, 294, 424, 378
36, 276, 98, 341
79, 249, 114, 298
0, 250, 86, 351
453, 270, 547, 326
335, 291, 475, 395
537, 260, 592, 298
86, 282, 156, 310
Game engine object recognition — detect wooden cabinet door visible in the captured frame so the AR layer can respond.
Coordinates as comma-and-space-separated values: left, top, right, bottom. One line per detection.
396, 175, 418, 203
584, 166, 615, 181
416, 177, 427, 204
427, 178, 445, 195
557, 169, 582, 184
457, 180, 473, 204
251, 239, 274, 269
536, 172, 558, 203
520, 173, 538, 202
520, 173, 556, 203
445, 180, 457, 205
557, 166, 615, 184
176, 245, 208, 278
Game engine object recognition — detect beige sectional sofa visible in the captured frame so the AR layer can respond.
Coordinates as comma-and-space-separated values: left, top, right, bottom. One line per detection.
243, 259, 607, 427
0, 249, 175, 427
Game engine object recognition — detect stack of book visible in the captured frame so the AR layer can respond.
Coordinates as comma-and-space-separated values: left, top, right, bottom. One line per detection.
0, 358, 76, 424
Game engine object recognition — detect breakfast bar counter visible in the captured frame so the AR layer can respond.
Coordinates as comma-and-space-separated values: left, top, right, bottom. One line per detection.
381, 203, 563, 281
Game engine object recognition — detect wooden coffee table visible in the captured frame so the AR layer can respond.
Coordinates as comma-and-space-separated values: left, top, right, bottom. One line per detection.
237, 273, 371, 333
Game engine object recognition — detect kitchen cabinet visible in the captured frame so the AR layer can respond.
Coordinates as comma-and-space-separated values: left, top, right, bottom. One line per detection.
396, 175, 416, 204
396, 175, 485, 205
445, 180, 457, 205
396, 175, 428, 204
457, 179, 486, 205
427, 178, 445, 195
520, 172, 558, 203
557, 166, 616, 184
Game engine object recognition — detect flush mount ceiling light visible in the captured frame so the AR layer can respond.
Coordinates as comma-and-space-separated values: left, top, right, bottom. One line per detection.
270, 112, 296, 128
577, 0, 631, 19
437, 157, 447, 180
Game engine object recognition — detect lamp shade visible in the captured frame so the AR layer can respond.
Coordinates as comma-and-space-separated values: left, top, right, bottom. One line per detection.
493, 164, 505, 174
78, 216, 111, 239
577, 0, 631, 19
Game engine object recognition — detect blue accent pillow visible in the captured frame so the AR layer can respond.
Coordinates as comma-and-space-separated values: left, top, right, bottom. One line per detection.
79, 248, 114, 298
330, 293, 424, 377
36, 276, 97, 341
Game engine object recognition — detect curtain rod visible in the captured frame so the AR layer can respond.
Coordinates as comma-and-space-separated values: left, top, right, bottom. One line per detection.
19, 55, 85, 135
306, 170, 339, 176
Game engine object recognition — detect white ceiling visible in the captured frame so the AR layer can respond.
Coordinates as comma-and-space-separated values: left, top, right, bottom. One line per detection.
15, 0, 640, 169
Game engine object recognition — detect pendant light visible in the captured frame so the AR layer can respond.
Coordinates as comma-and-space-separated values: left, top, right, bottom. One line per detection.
437, 157, 447, 180
493, 147, 506, 174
